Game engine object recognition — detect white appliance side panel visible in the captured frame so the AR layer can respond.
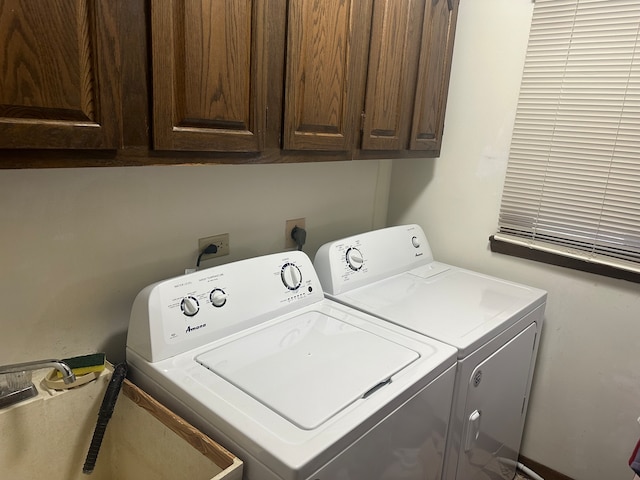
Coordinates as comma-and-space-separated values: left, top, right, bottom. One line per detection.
454, 323, 537, 480
310, 364, 456, 480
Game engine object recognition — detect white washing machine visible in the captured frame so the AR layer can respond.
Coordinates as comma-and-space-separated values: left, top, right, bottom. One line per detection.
126, 250, 458, 480
314, 225, 547, 480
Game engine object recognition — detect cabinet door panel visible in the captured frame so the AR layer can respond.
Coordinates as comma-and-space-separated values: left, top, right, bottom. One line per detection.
362, 0, 424, 151
410, 0, 458, 151
152, 0, 268, 152
181, 1, 251, 130
0, 0, 121, 149
283, 0, 372, 151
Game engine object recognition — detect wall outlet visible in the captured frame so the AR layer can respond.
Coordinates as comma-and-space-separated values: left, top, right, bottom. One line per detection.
197, 233, 230, 263
285, 218, 306, 249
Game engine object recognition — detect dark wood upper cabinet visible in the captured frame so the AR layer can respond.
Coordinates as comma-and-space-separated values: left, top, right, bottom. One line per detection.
0, 0, 121, 149
0, 0, 458, 164
283, 0, 373, 151
151, 0, 278, 152
361, 0, 424, 151
410, 0, 459, 151
284, 0, 459, 154
362, 0, 459, 152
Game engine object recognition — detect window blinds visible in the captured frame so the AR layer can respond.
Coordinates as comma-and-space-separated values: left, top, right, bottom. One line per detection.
495, 0, 640, 274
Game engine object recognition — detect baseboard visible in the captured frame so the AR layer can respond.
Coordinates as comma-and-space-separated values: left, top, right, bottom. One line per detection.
519, 455, 574, 480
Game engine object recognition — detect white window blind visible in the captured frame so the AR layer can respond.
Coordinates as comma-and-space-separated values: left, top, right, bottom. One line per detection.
496, 0, 640, 274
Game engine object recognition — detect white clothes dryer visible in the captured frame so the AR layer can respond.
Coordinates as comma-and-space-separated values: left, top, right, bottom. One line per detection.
126, 250, 457, 480
314, 225, 547, 480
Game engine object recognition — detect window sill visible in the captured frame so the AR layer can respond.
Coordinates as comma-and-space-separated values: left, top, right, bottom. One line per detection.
489, 235, 640, 284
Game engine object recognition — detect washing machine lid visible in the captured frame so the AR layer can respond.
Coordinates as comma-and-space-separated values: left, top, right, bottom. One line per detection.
196, 310, 419, 430
338, 264, 546, 357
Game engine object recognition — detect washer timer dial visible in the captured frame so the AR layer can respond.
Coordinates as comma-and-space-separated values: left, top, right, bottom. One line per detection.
180, 296, 200, 317
281, 263, 302, 290
346, 247, 364, 271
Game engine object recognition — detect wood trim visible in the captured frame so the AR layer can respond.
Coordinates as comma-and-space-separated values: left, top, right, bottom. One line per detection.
264, 0, 286, 150
121, 379, 240, 470
519, 455, 575, 480
93, 0, 123, 148
490, 235, 640, 284
117, 0, 150, 148
0, 146, 439, 169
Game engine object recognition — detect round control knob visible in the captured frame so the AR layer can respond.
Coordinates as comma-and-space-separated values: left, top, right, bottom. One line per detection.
411, 236, 420, 248
346, 247, 364, 271
210, 288, 227, 308
281, 263, 302, 290
180, 296, 199, 317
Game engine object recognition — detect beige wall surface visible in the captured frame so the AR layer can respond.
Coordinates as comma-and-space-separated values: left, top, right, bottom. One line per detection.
388, 1, 640, 479
0, 160, 391, 364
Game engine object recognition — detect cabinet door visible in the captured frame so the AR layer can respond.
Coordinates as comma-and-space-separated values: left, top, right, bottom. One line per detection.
152, 0, 272, 152
283, 0, 373, 151
361, 0, 424, 151
0, 0, 121, 149
410, 0, 459, 151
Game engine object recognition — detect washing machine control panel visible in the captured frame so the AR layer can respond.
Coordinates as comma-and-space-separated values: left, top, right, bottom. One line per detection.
128, 251, 325, 362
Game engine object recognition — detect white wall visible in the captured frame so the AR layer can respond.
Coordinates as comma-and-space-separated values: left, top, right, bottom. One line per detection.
388, 1, 640, 479
0, 160, 390, 364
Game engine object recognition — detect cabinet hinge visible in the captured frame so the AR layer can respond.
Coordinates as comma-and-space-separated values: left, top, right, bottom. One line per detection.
360, 112, 366, 132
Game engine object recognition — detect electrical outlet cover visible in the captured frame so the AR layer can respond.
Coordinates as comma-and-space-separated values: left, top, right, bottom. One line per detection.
285, 218, 306, 249
197, 233, 230, 263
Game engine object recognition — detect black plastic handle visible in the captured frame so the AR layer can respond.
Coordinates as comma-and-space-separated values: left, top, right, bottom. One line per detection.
82, 362, 128, 475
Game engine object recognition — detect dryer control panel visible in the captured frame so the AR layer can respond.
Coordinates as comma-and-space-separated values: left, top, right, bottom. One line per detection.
127, 251, 324, 362
314, 224, 434, 295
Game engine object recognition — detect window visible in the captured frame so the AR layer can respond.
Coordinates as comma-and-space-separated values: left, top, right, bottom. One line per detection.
492, 0, 640, 282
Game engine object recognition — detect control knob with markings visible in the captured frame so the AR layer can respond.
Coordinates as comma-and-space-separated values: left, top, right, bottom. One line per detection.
346, 247, 364, 271
181, 296, 199, 317
210, 288, 227, 307
281, 263, 302, 290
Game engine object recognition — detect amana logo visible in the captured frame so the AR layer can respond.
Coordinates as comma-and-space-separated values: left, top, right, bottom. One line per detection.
186, 323, 206, 333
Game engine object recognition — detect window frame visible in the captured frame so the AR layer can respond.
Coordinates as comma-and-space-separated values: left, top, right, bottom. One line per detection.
492, 0, 640, 284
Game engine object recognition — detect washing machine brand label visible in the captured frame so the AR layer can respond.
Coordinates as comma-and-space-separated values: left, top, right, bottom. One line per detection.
186, 323, 207, 333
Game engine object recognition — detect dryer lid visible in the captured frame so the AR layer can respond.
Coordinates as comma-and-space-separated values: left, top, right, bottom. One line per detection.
341, 266, 544, 356
196, 311, 419, 430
